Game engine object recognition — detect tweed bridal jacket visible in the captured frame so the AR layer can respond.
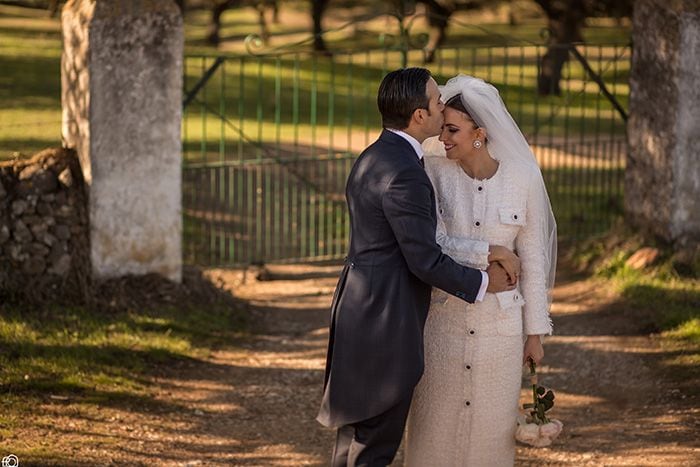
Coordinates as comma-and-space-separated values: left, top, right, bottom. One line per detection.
405, 154, 552, 467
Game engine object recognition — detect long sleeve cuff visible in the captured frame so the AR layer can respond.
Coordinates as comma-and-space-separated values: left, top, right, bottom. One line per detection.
475, 270, 488, 302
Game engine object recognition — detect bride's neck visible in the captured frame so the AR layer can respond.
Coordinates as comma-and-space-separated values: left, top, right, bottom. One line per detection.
458, 152, 498, 180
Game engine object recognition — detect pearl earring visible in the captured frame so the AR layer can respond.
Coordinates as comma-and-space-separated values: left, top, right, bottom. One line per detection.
473, 140, 482, 149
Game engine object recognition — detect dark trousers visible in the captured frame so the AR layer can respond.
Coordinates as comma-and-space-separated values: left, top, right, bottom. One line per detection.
331, 395, 412, 467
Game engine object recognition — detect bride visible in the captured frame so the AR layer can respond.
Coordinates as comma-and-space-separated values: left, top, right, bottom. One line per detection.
405, 75, 557, 466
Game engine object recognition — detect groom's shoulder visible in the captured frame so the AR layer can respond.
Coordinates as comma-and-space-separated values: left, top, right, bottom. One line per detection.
363, 131, 405, 154
358, 136, 413, 169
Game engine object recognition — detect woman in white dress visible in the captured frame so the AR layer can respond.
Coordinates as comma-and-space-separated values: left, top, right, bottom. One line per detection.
405, 75, 557, 466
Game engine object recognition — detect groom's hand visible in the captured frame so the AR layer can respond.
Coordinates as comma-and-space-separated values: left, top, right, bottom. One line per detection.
488, 245, 520, 285
486, 262, 516, 293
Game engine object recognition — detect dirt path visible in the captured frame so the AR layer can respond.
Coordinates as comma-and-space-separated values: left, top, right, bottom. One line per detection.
10, 263, 698, 466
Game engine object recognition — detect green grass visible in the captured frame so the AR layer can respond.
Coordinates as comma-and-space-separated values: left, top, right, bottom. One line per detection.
571, 230, 700, 345
0, 5, 63, 157
181, 44, 630, 164
0, 3, 631, 159
0, 302, 247, 420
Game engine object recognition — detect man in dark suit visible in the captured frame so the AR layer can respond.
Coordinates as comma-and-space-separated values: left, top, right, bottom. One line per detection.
317, 68, 515, 466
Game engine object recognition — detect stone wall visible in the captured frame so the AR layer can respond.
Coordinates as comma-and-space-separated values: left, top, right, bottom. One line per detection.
0, 148, 90, 302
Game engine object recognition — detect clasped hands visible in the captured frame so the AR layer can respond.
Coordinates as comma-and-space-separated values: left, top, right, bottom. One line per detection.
485, 245, 520, 293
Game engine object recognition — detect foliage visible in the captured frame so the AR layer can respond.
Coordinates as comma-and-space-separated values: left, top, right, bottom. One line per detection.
0, 301, 247, 418
568, 224, 700, 344
0, 3, 630, 159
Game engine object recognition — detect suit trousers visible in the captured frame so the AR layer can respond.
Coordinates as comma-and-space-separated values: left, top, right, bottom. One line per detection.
331, 394, 413, 467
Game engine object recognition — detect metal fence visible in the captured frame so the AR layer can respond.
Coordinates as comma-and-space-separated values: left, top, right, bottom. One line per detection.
182, 43, 629, 267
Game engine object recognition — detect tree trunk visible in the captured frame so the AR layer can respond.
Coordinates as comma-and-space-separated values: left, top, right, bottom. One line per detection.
312, 0, 331, 53
421, 0, 453, 63
535, 0, 585, 96
256, 3, 270, 44
419, 0, 482, 64
207, 1, 238, 46
48, 0, 59, 17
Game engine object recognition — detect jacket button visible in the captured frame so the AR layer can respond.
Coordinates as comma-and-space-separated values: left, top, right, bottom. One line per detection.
465, 364, 471, 370
465, 401, 471, 406
350, 262, 355, 268
475, 221, 481, 227
469, 330, 475, 335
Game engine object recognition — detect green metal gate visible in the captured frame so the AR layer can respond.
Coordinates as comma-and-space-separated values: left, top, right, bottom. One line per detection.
182, 43, 630, 267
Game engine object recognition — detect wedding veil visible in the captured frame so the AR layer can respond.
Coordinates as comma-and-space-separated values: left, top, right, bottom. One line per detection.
435, 74, 558, 306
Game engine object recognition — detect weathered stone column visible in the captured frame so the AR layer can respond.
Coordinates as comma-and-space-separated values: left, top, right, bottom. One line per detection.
62, 0, 183, 281
626, 0, 700, 249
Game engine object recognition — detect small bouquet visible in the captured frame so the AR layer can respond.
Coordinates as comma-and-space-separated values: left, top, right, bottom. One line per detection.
515, 359, 563, 447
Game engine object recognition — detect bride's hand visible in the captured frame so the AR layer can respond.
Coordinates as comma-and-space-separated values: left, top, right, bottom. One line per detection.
523, 335, 544, 366
488, 245, 520, 284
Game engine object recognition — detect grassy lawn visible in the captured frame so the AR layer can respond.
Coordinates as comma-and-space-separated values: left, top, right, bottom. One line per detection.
1, 2, 630, 159
569, 228, 700, 346
0, 289, 247, 437
180, 44, 630, 164
0, 5, 63, 158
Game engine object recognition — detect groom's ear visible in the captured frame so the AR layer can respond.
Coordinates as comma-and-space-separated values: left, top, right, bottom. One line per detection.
412, 108, 426, 125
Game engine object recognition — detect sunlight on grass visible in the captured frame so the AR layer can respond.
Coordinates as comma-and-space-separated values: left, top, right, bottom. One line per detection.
665, 319, 700, 342
0, 304, 246, 402
588, 241, 700, 344
1, 2, 629, 159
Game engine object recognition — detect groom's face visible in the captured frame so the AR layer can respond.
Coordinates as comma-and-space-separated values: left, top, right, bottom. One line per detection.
423, 78, 445, 137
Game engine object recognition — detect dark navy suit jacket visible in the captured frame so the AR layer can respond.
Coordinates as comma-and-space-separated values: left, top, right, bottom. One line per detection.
317, 130, 483, 428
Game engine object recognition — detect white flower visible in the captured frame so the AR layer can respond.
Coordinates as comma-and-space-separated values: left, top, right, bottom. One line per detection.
540, 419, 563, 438
515, 417, 540, 444
515, 415, 563, 447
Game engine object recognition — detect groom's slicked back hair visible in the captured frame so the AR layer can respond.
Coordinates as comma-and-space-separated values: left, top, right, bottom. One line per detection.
377, 67, 432, 130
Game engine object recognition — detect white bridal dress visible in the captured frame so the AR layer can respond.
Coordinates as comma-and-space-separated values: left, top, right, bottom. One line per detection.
404, 154, 553, 467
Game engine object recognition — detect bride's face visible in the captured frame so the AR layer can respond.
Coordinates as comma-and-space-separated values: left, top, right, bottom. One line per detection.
439, 107, 480, 160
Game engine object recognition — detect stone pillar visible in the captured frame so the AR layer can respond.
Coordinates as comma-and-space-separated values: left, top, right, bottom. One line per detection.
626, 0, 700, 249
62, 0, 183, 281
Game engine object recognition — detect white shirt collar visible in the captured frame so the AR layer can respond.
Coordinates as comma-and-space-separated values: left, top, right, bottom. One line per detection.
387, 128, 424, 160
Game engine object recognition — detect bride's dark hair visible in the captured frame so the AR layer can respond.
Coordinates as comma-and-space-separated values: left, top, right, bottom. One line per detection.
445, 95, 479, 128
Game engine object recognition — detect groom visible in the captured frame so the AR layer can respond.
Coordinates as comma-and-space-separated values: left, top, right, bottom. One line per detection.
317, 67, 515, 466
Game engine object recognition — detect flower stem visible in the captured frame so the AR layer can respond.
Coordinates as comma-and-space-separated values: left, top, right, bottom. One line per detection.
528, 359, 549, 424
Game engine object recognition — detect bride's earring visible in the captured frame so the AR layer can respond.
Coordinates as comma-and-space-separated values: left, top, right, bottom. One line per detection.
473, 139, 482, 149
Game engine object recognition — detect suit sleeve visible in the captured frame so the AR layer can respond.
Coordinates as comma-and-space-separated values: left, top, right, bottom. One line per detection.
381, 167, 483, 303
